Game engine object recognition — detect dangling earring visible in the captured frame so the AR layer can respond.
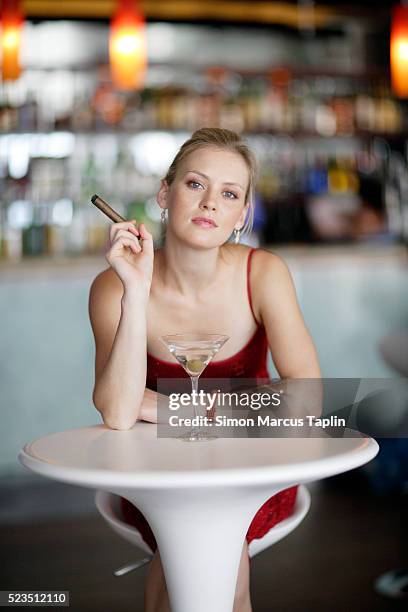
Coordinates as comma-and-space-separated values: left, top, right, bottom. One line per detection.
161, 209, 167, 224
234, 228, 241, 244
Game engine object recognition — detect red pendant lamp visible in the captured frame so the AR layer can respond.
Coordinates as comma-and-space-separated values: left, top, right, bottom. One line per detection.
391, 3, 408, 98
1, 0, 24, 81
109, 0, 147, 91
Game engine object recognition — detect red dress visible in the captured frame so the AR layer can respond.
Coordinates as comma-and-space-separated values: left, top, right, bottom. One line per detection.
120, 248, 298, 551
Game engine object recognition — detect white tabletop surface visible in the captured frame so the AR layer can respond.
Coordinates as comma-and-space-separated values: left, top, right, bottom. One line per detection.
19, 422, 378, 490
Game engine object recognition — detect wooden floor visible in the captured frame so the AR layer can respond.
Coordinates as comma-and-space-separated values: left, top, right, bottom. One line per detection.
1, 472, 407, 612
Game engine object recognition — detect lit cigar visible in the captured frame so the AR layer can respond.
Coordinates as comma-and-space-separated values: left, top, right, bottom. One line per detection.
90, 194, 127, 223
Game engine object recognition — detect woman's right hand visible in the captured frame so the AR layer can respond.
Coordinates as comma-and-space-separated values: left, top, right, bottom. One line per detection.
105, 220, 154, 295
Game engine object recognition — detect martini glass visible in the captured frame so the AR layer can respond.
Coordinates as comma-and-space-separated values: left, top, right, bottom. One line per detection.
159, 333, 229, 441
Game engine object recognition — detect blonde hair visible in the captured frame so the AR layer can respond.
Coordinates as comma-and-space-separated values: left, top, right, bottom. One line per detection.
164, 128, 256, 235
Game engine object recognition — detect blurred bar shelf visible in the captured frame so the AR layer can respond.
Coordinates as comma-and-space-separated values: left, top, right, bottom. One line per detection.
2, 130, 407, 140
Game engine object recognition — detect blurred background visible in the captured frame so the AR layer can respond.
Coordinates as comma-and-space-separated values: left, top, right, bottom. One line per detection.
1, 1, 408, 610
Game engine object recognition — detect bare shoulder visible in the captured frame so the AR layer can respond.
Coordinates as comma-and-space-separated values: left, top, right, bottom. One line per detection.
219, 243, 289, 284
251, 248, 291, 281
88, 267, 124, 325
222, 243, 287, 269
89, 267, 123, 300
250, 248, 295, 309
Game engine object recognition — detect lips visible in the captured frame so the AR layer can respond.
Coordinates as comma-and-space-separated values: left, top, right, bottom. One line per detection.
191, 217, 217, 228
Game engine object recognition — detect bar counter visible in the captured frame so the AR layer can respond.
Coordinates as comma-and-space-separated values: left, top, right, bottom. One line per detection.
0, 243, 406, 279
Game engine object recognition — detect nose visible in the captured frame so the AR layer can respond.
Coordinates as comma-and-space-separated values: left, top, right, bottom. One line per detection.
199, 194, 217, 212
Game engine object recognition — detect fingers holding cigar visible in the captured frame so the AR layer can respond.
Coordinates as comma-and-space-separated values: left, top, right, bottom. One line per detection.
137, 222, 154, 257
91, 195, 154, 256
109, 220, 139, 244
109, 220, 154, 257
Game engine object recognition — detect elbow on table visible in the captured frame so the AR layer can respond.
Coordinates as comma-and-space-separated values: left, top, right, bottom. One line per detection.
92, 392, 140, 430
103, 415, 137, 430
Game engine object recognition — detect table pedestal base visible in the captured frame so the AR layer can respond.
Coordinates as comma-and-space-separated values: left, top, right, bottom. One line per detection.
111, 485, 286, 612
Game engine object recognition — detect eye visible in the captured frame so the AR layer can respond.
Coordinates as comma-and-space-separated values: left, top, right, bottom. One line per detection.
223, 190, 238, 200
187, 180, 203, 190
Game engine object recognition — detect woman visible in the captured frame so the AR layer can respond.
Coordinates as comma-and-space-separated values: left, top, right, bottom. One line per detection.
89, 128, 321, 612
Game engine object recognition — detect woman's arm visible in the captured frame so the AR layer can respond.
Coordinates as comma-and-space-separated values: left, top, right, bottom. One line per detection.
89, 220, 154, 430
89, 282, 163, 426
139, 387, 165, 423
253, 250, 321, 378
252, 250, 322, 418
89, 270, 149, 429
89, 270, 161, 425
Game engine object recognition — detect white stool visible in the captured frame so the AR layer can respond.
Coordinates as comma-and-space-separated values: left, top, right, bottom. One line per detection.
95, 485, 311, 576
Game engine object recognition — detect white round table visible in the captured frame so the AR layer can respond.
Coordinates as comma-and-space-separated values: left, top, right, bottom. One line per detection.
19, 423, 378, 612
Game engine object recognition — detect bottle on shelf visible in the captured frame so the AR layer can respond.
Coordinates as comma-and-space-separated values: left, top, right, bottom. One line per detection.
22, 202, 48, 257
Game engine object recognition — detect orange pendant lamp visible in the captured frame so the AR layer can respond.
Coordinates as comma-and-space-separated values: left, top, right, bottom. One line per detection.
109, 0, 147, 91
1, 0, 24, 81
391, 3, 408, 98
